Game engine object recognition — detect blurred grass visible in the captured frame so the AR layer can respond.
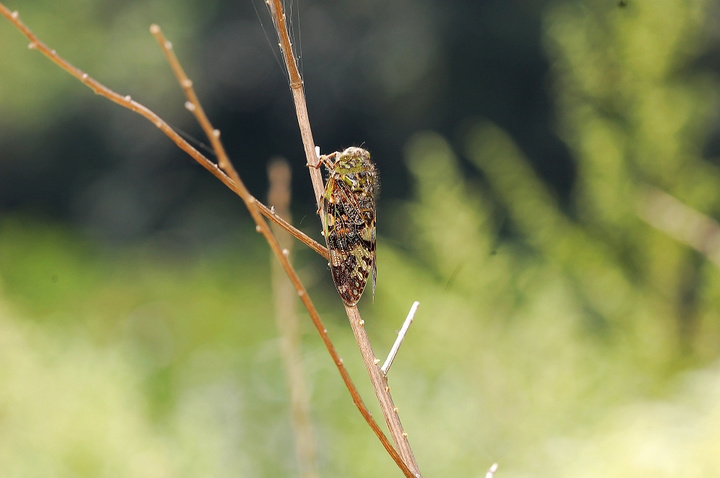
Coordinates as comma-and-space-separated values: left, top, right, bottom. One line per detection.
0, 217, 306, 477
0, 217, 426, 477
2, 189, 720, 477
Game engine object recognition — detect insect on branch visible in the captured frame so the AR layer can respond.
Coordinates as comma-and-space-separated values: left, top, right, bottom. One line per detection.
0, 5, 413, 476
265, 0, 422, 474
0, 4, 422, 476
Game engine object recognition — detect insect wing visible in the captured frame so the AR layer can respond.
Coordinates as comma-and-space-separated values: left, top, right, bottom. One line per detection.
323, 172, 376, 306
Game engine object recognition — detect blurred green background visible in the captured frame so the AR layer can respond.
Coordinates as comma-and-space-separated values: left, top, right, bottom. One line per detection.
2, 0, 720, 476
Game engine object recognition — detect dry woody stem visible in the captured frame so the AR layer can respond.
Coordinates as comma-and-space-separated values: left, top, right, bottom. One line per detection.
0, 4, 420, 476
149, 20, 415, 477
268, 159, 319, 478
266, 0, 421, 474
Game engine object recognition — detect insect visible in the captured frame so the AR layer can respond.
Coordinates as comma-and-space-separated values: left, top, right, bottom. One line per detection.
317, 147, 378, 306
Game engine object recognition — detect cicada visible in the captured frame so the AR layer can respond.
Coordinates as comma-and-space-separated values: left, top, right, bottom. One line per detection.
318, 147, 378, 306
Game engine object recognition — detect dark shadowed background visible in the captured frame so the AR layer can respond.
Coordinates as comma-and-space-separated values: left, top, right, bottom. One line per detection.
0, 0, 572, 242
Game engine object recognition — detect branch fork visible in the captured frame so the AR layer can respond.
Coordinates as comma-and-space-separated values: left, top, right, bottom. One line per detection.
0, 4, 423, 476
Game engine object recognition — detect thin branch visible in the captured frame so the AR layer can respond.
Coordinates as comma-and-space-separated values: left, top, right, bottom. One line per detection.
266, 2, 421, 475
0, 6, 411, 476
344, 305, 420, 474
265, 1, 422, 475
637, 185, 720, 267
268, 159, 319, 478
151, 24, 328, 260
265, 0, 324, 206
486, 463, 499, 478
149, 25, 240, 182
148, 22, 413, 477
0, 7, 324, 259
257, 201, 328, 259
382, 302, 419, 375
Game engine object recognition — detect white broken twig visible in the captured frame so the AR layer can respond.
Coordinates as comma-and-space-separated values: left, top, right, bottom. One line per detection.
381, 301, 420, 375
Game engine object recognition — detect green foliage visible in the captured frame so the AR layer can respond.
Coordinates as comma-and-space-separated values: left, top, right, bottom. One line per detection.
542, 0, 720, 357
0, 218, 283, 477
376, 0, 720, 475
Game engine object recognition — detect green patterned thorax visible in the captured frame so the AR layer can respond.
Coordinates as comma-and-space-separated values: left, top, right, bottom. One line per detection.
320, 147, 377, 306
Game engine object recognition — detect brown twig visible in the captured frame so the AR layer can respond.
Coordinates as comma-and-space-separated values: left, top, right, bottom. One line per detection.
268, 159, 319, 478
344, 305, 420, 472
147, 22, 413, 477
264, 0, 325, 207
265, 1, 421, 475
0, 7, 324, 258
258, 200, 328, 259
0, 5, 418, 476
